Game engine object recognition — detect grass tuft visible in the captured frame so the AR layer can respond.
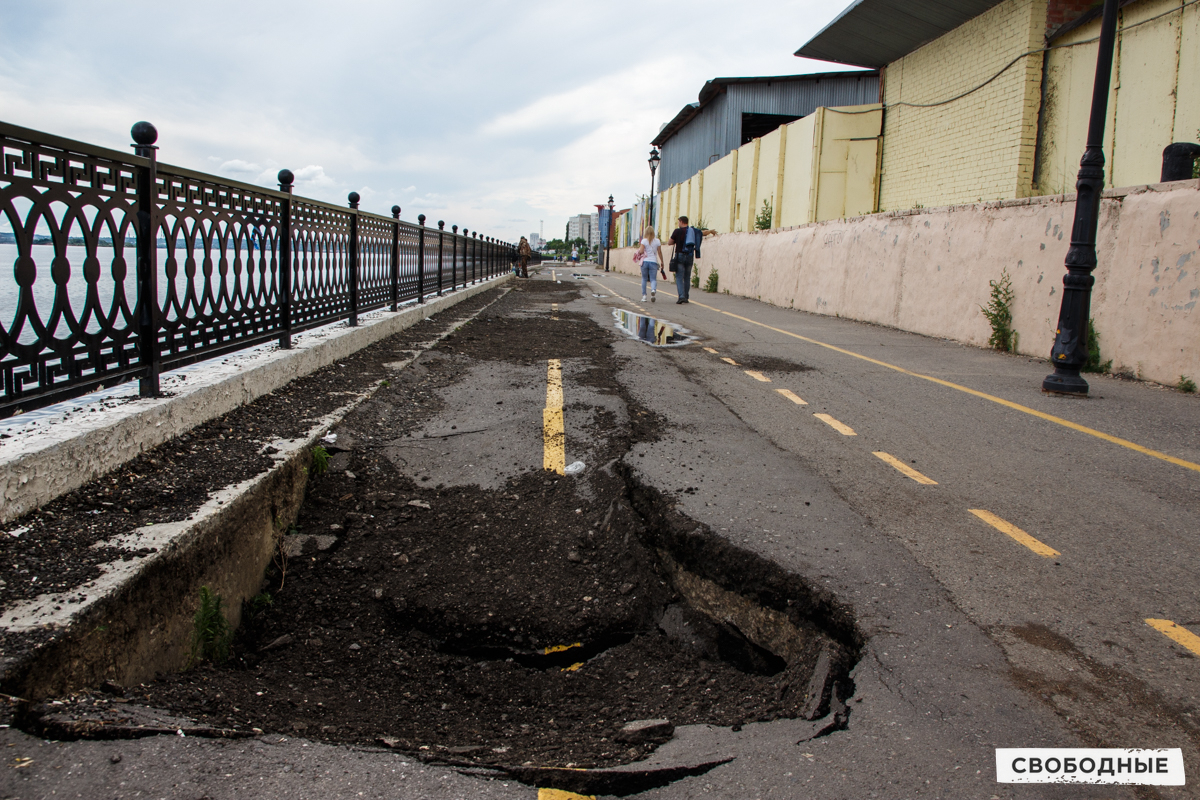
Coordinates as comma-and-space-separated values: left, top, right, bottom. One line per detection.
190, 586, 232, 665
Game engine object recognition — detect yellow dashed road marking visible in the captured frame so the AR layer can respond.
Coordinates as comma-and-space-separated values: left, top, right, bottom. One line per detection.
1145, 619, 1200, 656
968, 509, 1057, 556
551, 303, 559, 320
543, 643, 582, 655
703, 347, 719, 354
544, 359, 565, 474
745, 370, 771, 382
539, 789, 595, 800
814, 413, 856, 436
674, 298, 1200, 475
873, 452, 937, 484
776, 389, 808, 405
721, 357, 740, 366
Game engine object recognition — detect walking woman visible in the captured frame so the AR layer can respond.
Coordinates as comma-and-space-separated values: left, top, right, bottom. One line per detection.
634, 225, 663, 303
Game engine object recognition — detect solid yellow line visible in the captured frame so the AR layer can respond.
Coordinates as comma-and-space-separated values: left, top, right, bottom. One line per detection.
544, 359, 564, 474
539, 789, 595, 800
678, 299, 1200, 474
544, 408, 565, 474
745, 370, 771, 382
969, 508, 1057, 556
874, 451, 939, 485
546, 359, 563, 408
814, 413, 856, 436
721, 357, 740, 366
777, 388, 808, 405
1145, 619, 1200, 656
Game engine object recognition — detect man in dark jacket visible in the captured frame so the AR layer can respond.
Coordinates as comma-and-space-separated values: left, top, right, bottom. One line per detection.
669, 216, 695, 304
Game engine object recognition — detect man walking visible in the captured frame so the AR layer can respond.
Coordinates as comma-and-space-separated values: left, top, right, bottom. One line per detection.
517, 237, 532, 278
668, 216, 700, 304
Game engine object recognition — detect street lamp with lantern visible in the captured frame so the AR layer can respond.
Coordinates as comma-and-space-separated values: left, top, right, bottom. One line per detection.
648, 148, 661, 233
604, 194, 615, 272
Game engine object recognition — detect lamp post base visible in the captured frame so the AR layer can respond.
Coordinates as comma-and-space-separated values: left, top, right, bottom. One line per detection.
1042, 369, 1089, 395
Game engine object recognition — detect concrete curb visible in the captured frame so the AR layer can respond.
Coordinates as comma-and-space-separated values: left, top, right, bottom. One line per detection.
0, 276, 510, 526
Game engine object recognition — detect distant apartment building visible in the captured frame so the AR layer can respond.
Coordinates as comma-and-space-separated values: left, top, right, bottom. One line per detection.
567, 213, 599, 247
529, 232, 542, 249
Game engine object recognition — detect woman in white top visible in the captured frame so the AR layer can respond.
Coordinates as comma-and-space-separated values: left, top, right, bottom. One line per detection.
634, 226, 662, 302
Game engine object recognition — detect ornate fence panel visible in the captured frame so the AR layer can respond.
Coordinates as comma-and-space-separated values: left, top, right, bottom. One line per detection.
356, 213, 394, 314
0, 122, 145, 414
288, 199, 352, 334
155, 166, 285, 370
1, 120, 512, 419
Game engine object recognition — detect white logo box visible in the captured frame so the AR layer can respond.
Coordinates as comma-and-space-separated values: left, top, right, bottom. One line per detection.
996, 749, 1184, 785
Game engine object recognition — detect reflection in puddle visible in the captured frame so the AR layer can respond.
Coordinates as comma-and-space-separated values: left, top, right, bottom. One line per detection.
613, 309, 698, 347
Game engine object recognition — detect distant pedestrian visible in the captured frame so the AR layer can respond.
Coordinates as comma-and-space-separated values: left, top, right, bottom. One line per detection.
517, 237, 532, 278
634, 225, 663, 303
668, 216, 701, 304
570, 247, 579, 265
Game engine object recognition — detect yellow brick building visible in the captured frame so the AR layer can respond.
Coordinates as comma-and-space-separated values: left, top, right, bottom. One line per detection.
798, 0, 1200, 210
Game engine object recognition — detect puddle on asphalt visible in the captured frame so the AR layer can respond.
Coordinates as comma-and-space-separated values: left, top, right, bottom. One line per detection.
613, 309, 697, 347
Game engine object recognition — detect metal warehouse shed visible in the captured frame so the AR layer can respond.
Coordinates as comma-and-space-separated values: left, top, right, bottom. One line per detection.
652, 71, 880, 189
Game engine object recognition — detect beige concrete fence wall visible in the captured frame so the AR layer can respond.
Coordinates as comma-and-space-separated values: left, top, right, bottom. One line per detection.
650, 104, 883, 241
610, 180, 1200, 387
1038, 0, 1200, 195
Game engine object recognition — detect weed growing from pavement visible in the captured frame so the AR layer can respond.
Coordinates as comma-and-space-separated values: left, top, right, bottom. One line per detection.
310, 445, 331, 475
1082, 319, 1112, 374
691, 268, 700, 289
704, 268, 719, 293
190, 586, 232, 665
249, 592, 273, 615
980, 268, 1016, 352
755, 199, 773, 231
1178, 375, 1197, 393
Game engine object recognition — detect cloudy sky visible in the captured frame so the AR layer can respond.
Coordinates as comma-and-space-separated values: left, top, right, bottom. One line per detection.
0, 0, 859, 243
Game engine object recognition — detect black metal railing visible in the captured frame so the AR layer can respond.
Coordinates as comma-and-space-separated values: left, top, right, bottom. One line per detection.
0, 120, 515, 418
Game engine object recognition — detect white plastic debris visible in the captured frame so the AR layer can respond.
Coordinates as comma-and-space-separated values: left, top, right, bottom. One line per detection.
564, 461, 586, 475
322, 433, 337, 444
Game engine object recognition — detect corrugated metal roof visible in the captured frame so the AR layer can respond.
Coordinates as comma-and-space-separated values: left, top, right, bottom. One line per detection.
652, 71, 876, 147
795, 0, 1008, 68
652, 72, 880, 188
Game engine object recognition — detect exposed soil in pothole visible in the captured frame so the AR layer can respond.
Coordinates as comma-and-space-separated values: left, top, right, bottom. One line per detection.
726, 354, 814, 373
23, 280, 860, 772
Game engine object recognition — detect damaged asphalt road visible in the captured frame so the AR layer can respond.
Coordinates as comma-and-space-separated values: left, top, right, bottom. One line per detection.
3, 274, 1114, 799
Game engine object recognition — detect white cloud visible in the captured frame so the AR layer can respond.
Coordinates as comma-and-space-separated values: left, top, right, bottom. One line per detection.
0, 0, 862, 240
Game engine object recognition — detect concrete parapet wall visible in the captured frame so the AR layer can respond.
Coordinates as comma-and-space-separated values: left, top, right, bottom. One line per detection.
0, 277, 510, 526
610, 181, 1200, 386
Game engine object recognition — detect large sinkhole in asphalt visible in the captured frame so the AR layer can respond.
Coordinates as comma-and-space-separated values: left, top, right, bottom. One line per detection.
136, 462, 861, 770
131, 283, 861, 770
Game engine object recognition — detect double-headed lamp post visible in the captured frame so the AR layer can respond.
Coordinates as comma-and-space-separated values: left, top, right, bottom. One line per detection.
1042, 0, 1120, 396
648, 148, 661, 233
604, 194, 615, 272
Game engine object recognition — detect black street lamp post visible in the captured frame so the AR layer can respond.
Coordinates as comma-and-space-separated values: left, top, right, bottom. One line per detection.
648, 148, 661, 233
1043, 0, 1120, 395
604, 194, 614, 272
